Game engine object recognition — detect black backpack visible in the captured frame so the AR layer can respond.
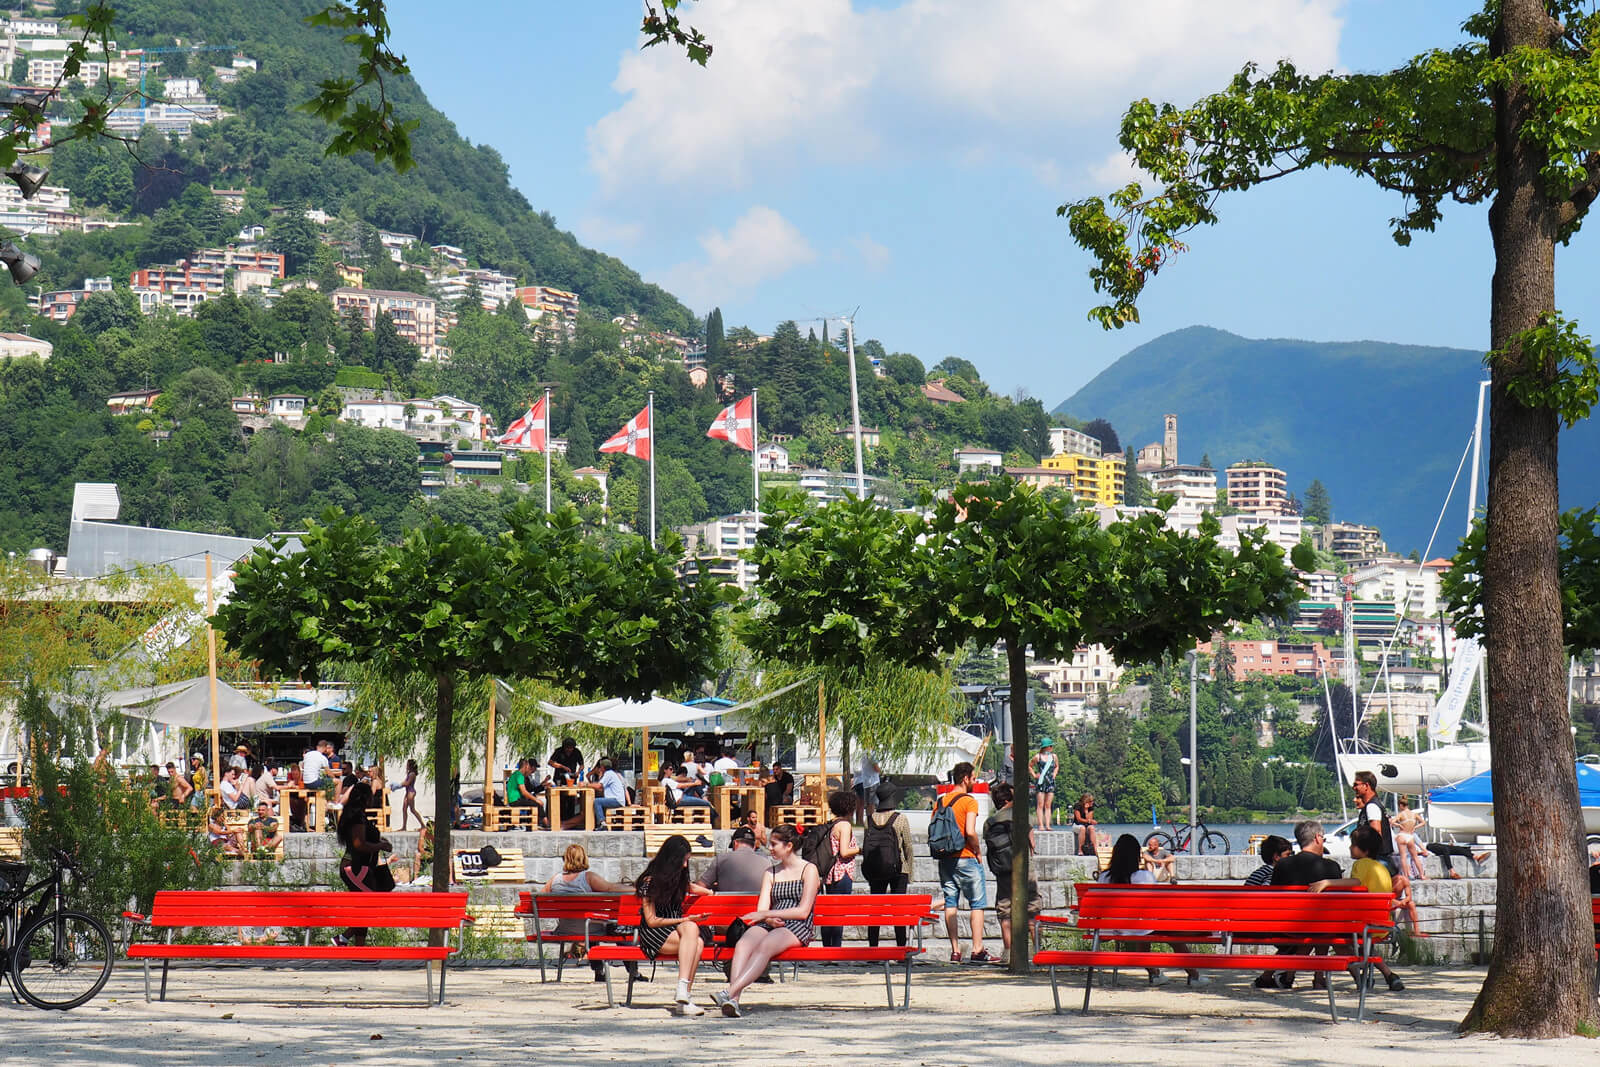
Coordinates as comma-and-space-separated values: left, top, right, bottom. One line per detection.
860, 813, 904, 881
800, 818, 842, 874
984, 814, 1014, 877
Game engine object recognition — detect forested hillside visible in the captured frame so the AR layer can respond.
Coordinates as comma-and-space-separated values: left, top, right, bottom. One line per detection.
0, 1, 1054, 554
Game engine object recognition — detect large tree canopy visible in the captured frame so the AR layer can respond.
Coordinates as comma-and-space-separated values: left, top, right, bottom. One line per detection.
216, 502, 728, 891
1064, 0, 1600, 1035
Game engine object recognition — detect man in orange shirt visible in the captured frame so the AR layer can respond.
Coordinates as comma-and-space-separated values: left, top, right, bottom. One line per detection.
937, 762, 993, 963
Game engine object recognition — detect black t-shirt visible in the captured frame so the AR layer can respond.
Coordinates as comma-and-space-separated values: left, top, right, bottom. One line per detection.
1589, 862, 1600, 895
1271, 849, 1344, 886
764, 769, 794, 808
548, 746, 583, 783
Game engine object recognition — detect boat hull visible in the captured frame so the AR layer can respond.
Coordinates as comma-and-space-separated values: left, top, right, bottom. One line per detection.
1428, 800, 1600, 837
1337, 743, 1492, 794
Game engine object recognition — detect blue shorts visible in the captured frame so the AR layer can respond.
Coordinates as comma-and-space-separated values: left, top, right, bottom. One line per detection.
938, 856, 987, 910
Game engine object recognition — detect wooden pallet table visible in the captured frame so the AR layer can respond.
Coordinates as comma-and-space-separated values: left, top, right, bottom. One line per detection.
0, 826, 21, 861
277, 788, 324, 833
712, 784, 764, 830
547, 784, 595, 831
604, 805, 650, 831
466, 902, 526, 940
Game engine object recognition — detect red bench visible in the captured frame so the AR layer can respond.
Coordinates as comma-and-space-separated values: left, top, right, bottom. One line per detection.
1033, 884, 1394, 1022
124, 890, 473, 1006
513, 892, 639, 982
530, 892, 933, 1009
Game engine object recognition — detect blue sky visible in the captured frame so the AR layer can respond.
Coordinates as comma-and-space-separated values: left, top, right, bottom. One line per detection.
384, 1, 1600, 407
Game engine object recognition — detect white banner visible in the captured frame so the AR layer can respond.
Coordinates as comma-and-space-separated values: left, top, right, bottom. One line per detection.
1428, 637, 1481, 743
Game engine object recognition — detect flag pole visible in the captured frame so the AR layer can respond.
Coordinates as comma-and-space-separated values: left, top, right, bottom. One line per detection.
844, 317, 866, 498
647, 390, 656, 548
543, 387, 552, 514
751, 388, 760, 525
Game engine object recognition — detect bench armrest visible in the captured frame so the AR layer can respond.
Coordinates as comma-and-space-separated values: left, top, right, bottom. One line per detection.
121, 910, 148, 923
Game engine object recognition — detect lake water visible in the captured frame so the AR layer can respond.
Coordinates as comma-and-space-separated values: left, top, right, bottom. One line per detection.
1089, 821, 1300, 856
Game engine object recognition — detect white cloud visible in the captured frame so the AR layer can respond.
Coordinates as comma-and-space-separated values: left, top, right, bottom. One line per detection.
851, 233, 891, 272
574, 215, 644, 249
1087, 150, 1152, 190
663, 205, 818, 311
588, 0, 1345, 195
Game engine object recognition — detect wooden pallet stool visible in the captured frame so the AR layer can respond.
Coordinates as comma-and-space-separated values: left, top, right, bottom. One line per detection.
605, 805, 649, 831
769, 805, 824, 831
466, 902, 526, 940
451, 846, 527, 884
668, 807, 713, 829
0, 826, 21, 861
645, 827, 715, 857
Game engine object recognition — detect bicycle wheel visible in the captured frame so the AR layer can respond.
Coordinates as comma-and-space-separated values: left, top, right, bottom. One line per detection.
1197, 830, 1230, 856
1150, 830, 1178, 853
11, 909, 113, 1010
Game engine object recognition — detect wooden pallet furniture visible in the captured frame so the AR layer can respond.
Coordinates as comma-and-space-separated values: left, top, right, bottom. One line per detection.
1032, 884, 1394, 1022
587, 893, 935, 1010
605, 805, 650, 831
484, 799, 542, 832
123, 890, 472, 1006
547, 784, 596, 831
276, 787, 325, 833
157, 807, 206, 833
712, 784, 764, 830
644, 827, 716, 857
466, 902, 526, 941
450, 846, 528, 883
0, 826, 21, 861
514, 891, 643, 982
769, 804, 825, 830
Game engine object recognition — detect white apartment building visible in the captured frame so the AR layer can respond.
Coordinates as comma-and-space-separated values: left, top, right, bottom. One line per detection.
28, 58, 104, 85
0, 182, 74, 235
679, 511, 762, 591
1149, 464, 1217, 526
9, 17, 60, 36
1218, 511, 1305, 553
341, 394, 488, 442
0, 332, 51, 360
432, 268, 518, 311
1352, 557, 1451, 619
1047, 426, 1103, 458
797, 468, 891, 505
954, 447, 1003, 473
105, 100, 222, 138
1029, 645, 1124, 722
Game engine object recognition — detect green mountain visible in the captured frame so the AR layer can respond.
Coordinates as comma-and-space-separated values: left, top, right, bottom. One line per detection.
1054, 325, 1600, 554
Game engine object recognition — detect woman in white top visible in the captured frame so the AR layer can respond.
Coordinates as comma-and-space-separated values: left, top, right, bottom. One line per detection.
1097, 834, 1203, 986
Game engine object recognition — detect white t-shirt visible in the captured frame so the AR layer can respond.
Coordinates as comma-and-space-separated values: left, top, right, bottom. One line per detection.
1096, 868, 1155, 936
220, 777, 243, 807
302, 749, 330, 785
682, 759, 702, 781
858, 754, 881, 790
600, 769, 628, 805
712, 756, 740, 773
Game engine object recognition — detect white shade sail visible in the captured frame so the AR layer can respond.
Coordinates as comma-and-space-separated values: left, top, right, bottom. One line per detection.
117, 679, 306, 731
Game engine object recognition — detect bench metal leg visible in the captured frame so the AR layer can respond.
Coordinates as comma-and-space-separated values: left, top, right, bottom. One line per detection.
1326, 976, 1338, 1024
882, 962, 893, 1009
603, 961, 616, 1008
159, 960, 170, 1002
141, 959, 151, 1003
426, 961, 434, 1007
902, 956, 912, 1011
1049, 966, 1061, 1014
1081, 966, 1094, 1013
535, 938, 547, 983
438, 959, 448, 1005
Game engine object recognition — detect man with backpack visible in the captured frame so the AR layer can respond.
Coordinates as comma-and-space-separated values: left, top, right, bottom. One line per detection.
984, 781, 1040, 966
861, 782, 914, 947
930, 762, 993, 963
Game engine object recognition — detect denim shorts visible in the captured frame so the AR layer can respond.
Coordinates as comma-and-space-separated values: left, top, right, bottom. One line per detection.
938, 856, 987, 910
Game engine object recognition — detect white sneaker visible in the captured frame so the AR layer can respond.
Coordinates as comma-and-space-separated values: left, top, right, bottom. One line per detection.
1149, 972, 1170, 987
675, 983, 692, 1004
1187, 974, 1210, 987
674, 999, 706, 1016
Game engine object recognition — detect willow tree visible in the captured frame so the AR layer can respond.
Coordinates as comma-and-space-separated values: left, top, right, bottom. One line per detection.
1064, 0, 1600, 1034
746, 482, 1303, 972
217, 502, 726, 892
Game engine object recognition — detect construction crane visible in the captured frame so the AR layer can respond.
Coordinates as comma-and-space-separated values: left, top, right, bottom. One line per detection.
123, 45, 238, 106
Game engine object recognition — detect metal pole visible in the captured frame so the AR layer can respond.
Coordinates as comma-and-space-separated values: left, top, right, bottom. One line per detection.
543, 387, 552, 514
647, 390, 656, 548
206, 552, 220, 799
843, 319, 866, 499
1187, 650, 1198, 831
1467, 380, 1490, 732
751, 388, 760, 524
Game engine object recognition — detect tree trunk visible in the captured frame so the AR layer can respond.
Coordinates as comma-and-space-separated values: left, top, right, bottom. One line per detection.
1461, 0, 1598, 1036
430, 672, 455, 903
1006, 638, 1032, 975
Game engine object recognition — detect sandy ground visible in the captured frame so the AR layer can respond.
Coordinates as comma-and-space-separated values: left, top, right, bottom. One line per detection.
2, 960, 1594, 1066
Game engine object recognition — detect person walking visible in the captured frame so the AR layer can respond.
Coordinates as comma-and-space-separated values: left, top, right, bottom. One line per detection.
934, 762, 994, 964
861, 782, 914, 948
818, 792, 860, 948
333, 781, 394, 947
1030, 739, 1058, 832
853, 752, 882, 824
635, 835, 709, 1015
712, 824, 821, 1018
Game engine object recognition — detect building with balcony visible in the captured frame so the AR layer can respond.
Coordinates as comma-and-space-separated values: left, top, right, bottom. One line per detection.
1040, 450, 1126, 507
1029, 645, 1123, 721
756, 441, 790, 473
1351, 557, 1451, 619
954, 447, 1003, 473
330, 287, 440, 359
1003, 466, 1074, 492
678, 511, 762, 590
432, 268, 518, 311
1314, 521, 1387, 562
1047, 426, 1103, 458
1218, 511, 1304, 552
516, 285, 580, 335
796, 468, 891, 505
1201, 638, 1336, 679
1226, 462, 1290, 515
1148, 463, 1217, 522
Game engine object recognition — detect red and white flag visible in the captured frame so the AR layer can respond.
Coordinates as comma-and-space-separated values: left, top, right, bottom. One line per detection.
706, 394, 755, 451
496, 394, 548, 450
599, 404, 652, 460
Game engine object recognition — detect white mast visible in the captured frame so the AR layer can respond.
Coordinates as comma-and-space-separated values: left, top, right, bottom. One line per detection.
843, 317, 866, 498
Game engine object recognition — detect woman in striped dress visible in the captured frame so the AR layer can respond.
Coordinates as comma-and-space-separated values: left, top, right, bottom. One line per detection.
712, 824, 821, 1018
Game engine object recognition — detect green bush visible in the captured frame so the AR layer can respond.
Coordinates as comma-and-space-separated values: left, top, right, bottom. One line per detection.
15, 679, 220, 932
334, 366, 384, 390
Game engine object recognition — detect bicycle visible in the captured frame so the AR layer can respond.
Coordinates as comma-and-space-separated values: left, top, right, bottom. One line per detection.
1, 848, 114, 1010
1149, 818, 1230, 856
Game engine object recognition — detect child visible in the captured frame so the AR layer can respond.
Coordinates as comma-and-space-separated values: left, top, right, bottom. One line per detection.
1309, 824, 1406, 991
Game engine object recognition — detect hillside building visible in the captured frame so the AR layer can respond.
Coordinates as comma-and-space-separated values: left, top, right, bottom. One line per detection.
921, 379, 965, 405
954, 447, 1004, 474
330, 287, 440, 360
1314, 521, 1387, 562
1029, 645, 1124, 722
1004, 466, 1074, 492
1351, 557, 1451, 619
1148, 463, 1216, 521
678, 511, 762, 591
1226, 462, 1290, 514
1047, 426, 1102, 458
1040, 450, 1125, 507
0, 332, 51, 360
1200, 638, 1337, 680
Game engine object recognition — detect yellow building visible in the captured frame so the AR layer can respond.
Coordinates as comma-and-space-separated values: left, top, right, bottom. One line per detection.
1041, 450, 1126, 506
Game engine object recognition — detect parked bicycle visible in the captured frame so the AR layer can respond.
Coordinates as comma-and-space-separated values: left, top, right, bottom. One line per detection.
1148, 817, 1230, 856
1, 848, 113, 1010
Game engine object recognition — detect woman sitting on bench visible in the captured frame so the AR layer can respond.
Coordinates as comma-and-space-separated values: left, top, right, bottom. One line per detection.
1098, 834, 1203, 987
636, 834, 709, 1016
712, 823, 821, 1019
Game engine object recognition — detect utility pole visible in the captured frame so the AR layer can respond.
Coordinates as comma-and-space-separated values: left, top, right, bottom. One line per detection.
1187, 650, 1198, 831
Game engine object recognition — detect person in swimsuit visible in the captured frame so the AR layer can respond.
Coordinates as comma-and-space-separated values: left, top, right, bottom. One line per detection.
1030, 739, 1058, 832
712, 823, 821, 1018
636, 834, 710, 1016
397, 759, 421, 831
1391, 795, 1428, 880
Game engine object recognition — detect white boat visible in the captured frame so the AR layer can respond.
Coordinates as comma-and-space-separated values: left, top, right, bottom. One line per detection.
1426, 760, 1600, 836
1335, 742, 1492, 795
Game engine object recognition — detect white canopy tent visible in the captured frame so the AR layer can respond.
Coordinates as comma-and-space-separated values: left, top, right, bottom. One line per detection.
113, 679, 306, 731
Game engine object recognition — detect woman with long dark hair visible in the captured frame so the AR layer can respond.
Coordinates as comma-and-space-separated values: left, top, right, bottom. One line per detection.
636, 834, 708, 1015
712, 823, 820, 1018
1097, 833, 1201, 986
334, 781, 393, 947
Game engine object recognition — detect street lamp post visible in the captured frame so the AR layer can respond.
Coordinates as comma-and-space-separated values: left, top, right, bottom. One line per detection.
1187, 650, 1198, 831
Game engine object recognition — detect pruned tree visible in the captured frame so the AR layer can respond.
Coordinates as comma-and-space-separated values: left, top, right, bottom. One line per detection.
745, 481, 1305, 972
216, 502, 727, 894
1062, 1, 1600, 1033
